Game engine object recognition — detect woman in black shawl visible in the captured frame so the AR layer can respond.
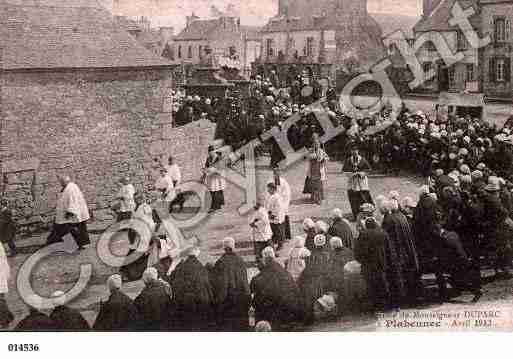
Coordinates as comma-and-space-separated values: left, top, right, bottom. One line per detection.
354, 217, 390, 312
381, 200, 420, 307
298, 234, 331, 324
250, 247, 301, 330
169, 247, 215, 331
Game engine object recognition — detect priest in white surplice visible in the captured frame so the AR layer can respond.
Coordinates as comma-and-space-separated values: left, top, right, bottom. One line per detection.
47, 175, 91, 249
165, 156, 182, 187
268, 167, 292, 240
266, 182, 286, 251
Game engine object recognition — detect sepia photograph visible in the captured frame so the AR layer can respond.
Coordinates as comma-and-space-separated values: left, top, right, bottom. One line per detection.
1, 0, 513, 350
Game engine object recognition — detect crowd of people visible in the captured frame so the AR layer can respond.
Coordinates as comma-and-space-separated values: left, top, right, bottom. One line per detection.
2, 71, 513, 331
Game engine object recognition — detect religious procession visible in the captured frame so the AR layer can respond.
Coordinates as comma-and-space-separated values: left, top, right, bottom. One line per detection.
2, 68, 513, 332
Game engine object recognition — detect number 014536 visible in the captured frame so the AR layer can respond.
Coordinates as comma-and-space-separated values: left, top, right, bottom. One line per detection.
7, 344, 40, 352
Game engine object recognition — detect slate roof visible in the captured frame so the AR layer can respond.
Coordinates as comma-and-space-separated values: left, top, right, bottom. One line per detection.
413, 0, 480, 33
174, 19, 220, 41
371, 13, 418, 39
260, 12, 417, 37
0, 0, 172, 70
174, 17, 261, 42
115, 15, 142, 33
260, 15, 339, 33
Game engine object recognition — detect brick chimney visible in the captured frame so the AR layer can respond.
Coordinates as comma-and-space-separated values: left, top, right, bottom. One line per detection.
423, 0, 442, 17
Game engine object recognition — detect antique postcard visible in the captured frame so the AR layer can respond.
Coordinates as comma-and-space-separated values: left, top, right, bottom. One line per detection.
1, 0, 513, 353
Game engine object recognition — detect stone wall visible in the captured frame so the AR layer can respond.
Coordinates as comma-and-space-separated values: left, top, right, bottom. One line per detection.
0, 68, 215, 227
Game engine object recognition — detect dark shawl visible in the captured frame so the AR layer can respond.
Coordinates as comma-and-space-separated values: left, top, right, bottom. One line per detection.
382, 212, 419, 272
133, 280, 173, 331
0, 296, 14, 328
93, 290, 139, 331
413, 193, 442, 259
250, 260, 301, 329
0, 208, 16, 243
354, 227, 390, 310
50, 306, 90, 331
382, 212, 419, 301
354, 228, 388, 277
298, 248, 331, 323
304, 228, 317, 251
15, 309, 57, 331
326, 247, 354, 295
212, 251, 250, 331
169, 256, 215, 330
328, 218, 354, 249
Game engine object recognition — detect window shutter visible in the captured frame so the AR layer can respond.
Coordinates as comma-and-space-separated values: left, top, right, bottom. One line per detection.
489, 58, 496, 82
507, 19, 512, 41
505, 58, 511, 82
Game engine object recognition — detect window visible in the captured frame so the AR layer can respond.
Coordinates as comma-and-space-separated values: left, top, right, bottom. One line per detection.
489, 58, 511, 82
306, 37, 315, 57
466, 64, 475, 82
423, 62, 434, 84
448, 66, 456, 87
266, 38, 274, 57
199, 45, 203, 59
407, 38, 415, 47
187, 45, 192, 59
426, 41, 437, 52
457, 31, 467, 50
497, 58, 506, 81
495, 18, 506, 42
229, 46, 237, 57
288, 37, 295, 52
178, 45, 182, 58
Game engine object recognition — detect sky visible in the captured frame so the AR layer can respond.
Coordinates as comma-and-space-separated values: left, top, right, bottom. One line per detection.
103, 0, 422, 30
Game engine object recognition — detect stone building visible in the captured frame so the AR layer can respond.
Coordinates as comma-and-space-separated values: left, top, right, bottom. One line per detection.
413, 0, 513, 100
256, 0, 385, 83
171, 14, 261, 80
115, 15, 175, 58
0, 0, 214, 226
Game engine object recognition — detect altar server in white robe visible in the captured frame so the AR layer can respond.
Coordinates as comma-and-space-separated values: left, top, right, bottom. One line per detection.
266, 183, 286, 251
204, 147, 226, 212
155, 168, 176, 212
268, 167, 292, 240
47, 175, 91, 249
250, 200, 273, 261
115, 176, 136, 222
165, 156, 182, 187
